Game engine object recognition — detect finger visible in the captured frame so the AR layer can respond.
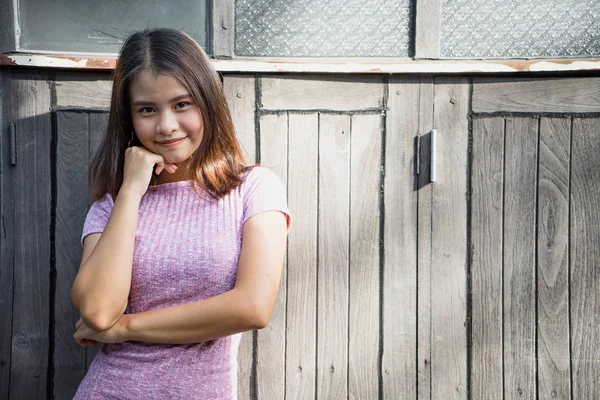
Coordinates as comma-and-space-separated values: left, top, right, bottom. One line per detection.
164, 164, 178, 174
154, 163, 164, 175
74, 332, 84, 347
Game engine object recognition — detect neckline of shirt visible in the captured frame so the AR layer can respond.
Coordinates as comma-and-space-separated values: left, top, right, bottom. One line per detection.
147, 180, 194, 192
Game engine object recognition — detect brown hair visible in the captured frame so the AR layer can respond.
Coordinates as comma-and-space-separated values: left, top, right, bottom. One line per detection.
89, 28, 251, 200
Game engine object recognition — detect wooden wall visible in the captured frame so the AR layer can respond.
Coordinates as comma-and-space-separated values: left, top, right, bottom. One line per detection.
1, 69, 599, 399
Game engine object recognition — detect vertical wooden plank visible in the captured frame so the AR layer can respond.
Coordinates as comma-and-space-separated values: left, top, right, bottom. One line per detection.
257, 113, 288, 400
417, 76, 434, 400
0, 67, 14, 400
286, 113, 318, 400
431, 77, 468, 399
383, 77, 418, 399
537, 117, 571, 400
54, 111, 89, 399
212, 0, 234, 57
318, 114, 350, 400
471, 116, 504, 400
349, 114, 381, 400
223, 75, 256, 164
223, 75, 256, 400
415, 0, 442, 58
503, 116, 538, 400
89, 112, 107, 162
0, 0, 16, 53
84, 112, 108, 370
570, 118, 600, 400
9, 74, 52, 399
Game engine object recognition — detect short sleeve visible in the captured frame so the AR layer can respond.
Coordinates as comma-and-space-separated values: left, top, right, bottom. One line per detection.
81, 193, 115, 246
242, 167, 292, 231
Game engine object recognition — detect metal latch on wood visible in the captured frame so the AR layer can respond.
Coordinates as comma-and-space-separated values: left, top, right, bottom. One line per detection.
430, 129, 436, 182
416, 129, 436, 183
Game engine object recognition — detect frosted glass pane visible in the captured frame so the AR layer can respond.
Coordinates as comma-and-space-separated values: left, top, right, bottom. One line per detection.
235, 0, 412, 57
441, 0, 600, 58
19, 0, 209, 54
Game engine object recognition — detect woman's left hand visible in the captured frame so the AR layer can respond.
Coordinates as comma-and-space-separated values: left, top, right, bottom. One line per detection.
73, 315, 129, 347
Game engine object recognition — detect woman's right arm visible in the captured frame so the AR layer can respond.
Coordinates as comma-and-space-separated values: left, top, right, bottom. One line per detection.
71, 146, 177, 332
71, 189, 142, 332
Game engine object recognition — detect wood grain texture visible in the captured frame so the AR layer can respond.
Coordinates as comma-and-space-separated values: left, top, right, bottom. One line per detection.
503, 116, 538, 400
261, 75, 384, 111
54, 112, 90, 399
257, 113, 288, 400
570, 118, 600, 399
286, 113, 318, 400
470, 117, 504, 400
537, 117, 571, 400
431, 77, 468, 399
223, 75, 256, 164
472, 77, 600, 114
349, 114, 381, 400
0, 0, 15, 53
318, 114, 350, 400
212, 0, 234, 57
9, 74, 52, 399
223, 75, 256, 400
417, 76, 434, 400
53, 77, 112, 111
89, 112, 107, 163
383, 77, 418, 399
0, 68, 14, 400
415, 0, 441, 58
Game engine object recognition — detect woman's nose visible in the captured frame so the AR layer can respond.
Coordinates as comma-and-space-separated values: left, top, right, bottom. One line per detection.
157, 112, 179, 135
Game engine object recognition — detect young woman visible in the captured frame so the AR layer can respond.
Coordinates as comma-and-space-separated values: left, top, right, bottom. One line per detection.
71, 28, 291, 399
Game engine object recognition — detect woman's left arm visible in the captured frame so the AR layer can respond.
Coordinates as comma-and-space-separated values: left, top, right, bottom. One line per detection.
74, 210, 288, 346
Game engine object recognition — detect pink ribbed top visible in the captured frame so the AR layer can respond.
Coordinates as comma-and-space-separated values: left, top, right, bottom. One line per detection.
73, 167, 291, 400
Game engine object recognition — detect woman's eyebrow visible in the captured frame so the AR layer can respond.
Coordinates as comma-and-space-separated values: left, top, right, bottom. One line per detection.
132, 94, 192, 106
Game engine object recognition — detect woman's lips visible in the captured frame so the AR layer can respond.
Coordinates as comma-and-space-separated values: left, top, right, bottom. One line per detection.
157, 137, 185, 148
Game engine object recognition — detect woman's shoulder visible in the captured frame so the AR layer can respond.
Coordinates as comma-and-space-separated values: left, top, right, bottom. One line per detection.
241, 166, 282, 186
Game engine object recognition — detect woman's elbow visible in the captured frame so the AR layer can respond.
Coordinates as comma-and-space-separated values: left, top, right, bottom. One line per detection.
244, 301, 274, 330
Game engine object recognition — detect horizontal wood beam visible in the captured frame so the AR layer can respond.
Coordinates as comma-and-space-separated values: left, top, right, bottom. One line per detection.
473, 77, 600, 113
3, 53, 600, 74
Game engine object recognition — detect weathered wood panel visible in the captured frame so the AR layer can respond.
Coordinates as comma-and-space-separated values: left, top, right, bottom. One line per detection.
570, 118, 600, 399
223, 75, 256, 400
53, 75, 112, 111
257, 113, 288, 400
417, 76, 434, 400
317, 114, 350, 400
537, 117, 571, 400
261, 76, 384, 111
472, 77, 600, 114
415, 0, 441, 58
224, 75, 256, 166
286, 113, 318, 400
504, 116, 538, 400
471, 116, 504, 400
349, 114, 381, 400
0, 0, 15, 53
383, 77, 418, 399
9, 75, 52, 399
212, 0, 234, 58
0, 67, 14, 400
54, 111, 89, 399
431, 77, 468, 399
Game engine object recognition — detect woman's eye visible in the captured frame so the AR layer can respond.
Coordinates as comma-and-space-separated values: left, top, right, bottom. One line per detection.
139, 107, 154, 114
175, 101, 189, 109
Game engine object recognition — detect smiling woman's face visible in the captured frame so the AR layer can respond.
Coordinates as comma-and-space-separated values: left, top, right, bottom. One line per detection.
129, 70, 204, 169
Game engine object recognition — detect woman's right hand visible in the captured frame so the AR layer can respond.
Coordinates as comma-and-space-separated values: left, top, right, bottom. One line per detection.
121, 146, 178, 197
